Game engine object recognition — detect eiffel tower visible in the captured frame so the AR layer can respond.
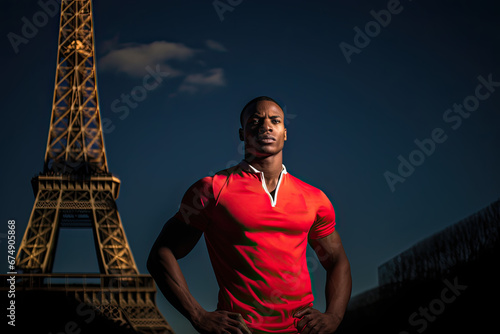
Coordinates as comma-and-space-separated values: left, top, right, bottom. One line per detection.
1, 1, 174, 333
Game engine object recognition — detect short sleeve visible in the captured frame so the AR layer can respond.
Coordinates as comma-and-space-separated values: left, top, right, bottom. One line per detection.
308, 190, 336, 239
173, 176, 214, 232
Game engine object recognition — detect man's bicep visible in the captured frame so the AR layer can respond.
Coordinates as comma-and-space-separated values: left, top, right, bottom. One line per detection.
173, 176, 213, 232
308, 231, 345, 270
308, 190, 336, 239
152, 216, 203, 260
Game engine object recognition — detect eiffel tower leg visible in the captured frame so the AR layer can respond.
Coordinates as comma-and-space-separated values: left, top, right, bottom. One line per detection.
90, 179, 139, 275
16, 179, 63, 273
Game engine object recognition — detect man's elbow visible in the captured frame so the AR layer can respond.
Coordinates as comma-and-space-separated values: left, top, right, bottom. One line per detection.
326, 249, 350, 273
342, 256, 352, 280
147, 245, 175, 276
147, 245, 166, 276
335, 250, 351, 272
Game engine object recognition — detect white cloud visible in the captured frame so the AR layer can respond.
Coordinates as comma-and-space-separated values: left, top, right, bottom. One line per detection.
205, 39, 227, 52
100, 40, 228, 96
99, 41, 197, 77
178, 68, 226, 94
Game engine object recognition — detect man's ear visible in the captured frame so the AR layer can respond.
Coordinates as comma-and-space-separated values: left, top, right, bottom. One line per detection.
284, 128, 287, 141
239, 128, 244, 141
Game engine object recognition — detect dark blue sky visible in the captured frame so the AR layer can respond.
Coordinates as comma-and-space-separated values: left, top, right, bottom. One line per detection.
1, 0, 499, 333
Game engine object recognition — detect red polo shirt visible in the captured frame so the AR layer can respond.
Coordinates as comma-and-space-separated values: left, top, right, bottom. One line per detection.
174, 160, 336, 333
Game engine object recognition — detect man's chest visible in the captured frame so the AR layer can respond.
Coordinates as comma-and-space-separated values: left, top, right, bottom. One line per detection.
208, 179, 317, 236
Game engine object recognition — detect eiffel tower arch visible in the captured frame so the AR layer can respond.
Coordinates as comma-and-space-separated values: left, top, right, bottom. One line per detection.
1, 1, 174, 333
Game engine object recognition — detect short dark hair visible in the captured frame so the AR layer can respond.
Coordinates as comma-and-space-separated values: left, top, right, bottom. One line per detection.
240, 96, 283, 127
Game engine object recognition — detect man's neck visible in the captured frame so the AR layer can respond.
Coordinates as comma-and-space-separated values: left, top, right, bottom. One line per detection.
244, 153, 283, 186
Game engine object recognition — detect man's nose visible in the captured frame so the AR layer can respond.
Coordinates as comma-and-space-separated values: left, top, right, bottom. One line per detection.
259, 119, 273, 133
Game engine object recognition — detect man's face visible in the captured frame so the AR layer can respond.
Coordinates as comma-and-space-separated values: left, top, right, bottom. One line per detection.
239, 100, 287, 158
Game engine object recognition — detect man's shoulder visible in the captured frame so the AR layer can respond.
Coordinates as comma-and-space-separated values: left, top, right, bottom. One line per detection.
214, 164, 241, 177
182, 174, 214, 198
185, 164, 240, 192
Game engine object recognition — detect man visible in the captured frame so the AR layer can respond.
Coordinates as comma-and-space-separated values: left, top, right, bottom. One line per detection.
147, 96, 351, 333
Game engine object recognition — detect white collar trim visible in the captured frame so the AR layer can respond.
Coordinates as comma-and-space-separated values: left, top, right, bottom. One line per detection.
238, 159, 287, 207
239, 159, 288, 175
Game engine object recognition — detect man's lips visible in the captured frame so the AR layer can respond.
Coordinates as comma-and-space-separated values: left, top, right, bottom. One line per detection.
257, 136, 276, 144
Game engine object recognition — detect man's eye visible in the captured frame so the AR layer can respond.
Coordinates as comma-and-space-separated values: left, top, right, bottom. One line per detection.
272, 119, 280, 123
252, 119, 260, 124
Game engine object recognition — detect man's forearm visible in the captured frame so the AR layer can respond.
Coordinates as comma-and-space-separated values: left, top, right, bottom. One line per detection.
147, 246, 206, 325
324, 256, 352, 321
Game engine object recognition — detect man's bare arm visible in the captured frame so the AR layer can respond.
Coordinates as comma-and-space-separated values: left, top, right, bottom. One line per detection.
295, 231, 352, 333
147, 217, 251, 334
312, 231, 352, 320
147, 217, 205, 323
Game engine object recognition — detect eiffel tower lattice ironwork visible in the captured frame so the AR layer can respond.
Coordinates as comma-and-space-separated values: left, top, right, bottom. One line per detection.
9, 1, 174, 333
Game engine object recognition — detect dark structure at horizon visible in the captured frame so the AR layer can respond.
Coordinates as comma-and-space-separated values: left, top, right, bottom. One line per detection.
339, 199, 500, 333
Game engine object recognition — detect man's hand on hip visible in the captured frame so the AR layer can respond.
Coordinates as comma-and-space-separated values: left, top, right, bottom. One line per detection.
294, 307, 341, 334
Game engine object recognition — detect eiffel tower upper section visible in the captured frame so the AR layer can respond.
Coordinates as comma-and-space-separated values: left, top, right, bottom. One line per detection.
45, 0, 107, 175
15, 0, 139, 275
